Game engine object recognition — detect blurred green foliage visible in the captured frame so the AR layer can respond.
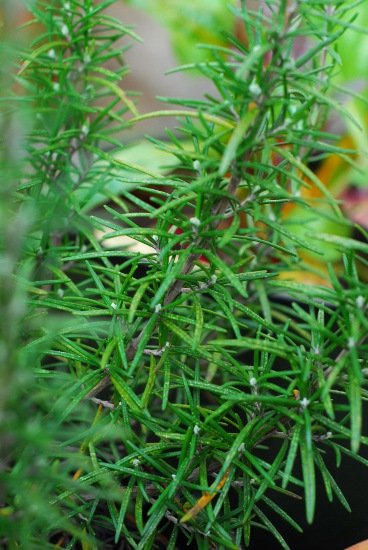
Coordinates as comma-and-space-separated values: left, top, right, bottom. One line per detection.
123, 0, 236, 64
335, 1, 368, 87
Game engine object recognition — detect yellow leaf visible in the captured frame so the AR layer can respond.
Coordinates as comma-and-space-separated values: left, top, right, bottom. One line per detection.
180, 467, 230, 523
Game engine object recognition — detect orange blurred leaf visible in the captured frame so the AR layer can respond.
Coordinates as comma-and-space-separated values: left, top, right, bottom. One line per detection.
180, 467, 231, 523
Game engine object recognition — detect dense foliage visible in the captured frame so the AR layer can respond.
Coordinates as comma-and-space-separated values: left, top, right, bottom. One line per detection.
1, 1, 368, 549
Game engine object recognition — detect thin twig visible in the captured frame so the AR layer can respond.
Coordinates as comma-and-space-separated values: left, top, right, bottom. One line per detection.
90, 397, 116, 410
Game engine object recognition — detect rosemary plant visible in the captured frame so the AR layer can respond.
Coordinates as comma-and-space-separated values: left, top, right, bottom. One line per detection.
1, 1, 368, 549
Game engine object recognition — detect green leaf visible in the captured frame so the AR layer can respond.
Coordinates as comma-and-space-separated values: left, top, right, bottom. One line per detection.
348, 368, 362, 453
85, 75, 139, 116
109, 366, 143, 412
137, 504, 168, 550
18, 40, 68, 75
255, 440, 288, 501
212, 337, 296, 362
253, 505, 291, 550
113, 157, 167, 179
313, 233, 368, 254
199, 250, 248, 300
135, 487, 145, 534
313, 446, 333, 503
218, 211, 240, 248
219, 107, 259, 176
262, 494, 303, 533
300, 425, 316, 524
257, 213, 322, 255
313, 446, 351, 512
150, 248, 193, 308
192, 295, 204, 349
211, 419, 274, 492
132, 110, 234, 129
115, 476, 137, 542
140, 354, 157, 408
207, 289, 241, 339
128, 281, 150, 324
100, 338, 118, 370
272, 146, 342, 218
85, 261, 111, 308
127, 312, 160, 375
